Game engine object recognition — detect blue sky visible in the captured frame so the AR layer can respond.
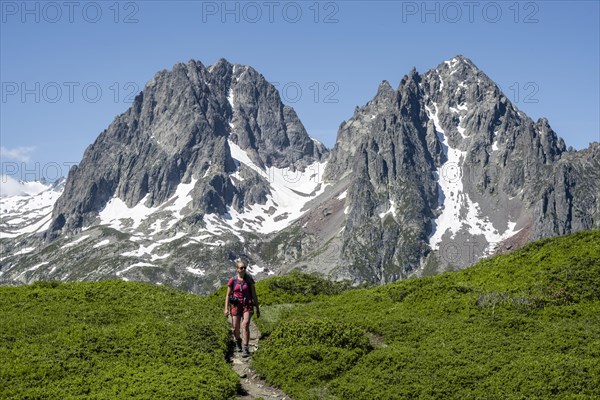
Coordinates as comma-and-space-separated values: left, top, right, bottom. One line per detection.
1, 0, 599, 182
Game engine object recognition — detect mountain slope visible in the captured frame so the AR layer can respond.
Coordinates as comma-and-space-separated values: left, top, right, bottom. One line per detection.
0, 179, 64, 240
48, 58, 326, 237
0, 280, 238, 398
252, 229, 600, 399
1, 59, 329, 293
263, 55, 599, 284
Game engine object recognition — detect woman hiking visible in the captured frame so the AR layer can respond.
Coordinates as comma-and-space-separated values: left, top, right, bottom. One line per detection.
224, 260, 260, 357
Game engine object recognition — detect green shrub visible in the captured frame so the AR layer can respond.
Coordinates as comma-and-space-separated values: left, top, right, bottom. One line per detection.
263, 317, 372, 350
256, 271, 355, 306
252, 317, 371, 399
0, 280, 238, 399
253, 230, 600, 399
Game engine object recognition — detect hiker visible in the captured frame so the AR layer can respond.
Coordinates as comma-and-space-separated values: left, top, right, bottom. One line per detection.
224, 260, 260, 357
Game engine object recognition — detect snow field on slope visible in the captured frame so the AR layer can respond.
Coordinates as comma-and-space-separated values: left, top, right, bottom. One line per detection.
224, 140, 328, 234
426, 103, 519, 252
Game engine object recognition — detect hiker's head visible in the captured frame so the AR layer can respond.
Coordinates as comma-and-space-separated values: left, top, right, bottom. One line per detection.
236, 260, 247, 275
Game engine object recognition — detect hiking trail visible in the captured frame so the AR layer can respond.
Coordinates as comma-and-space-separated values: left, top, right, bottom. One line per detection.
229, 319, 289, 400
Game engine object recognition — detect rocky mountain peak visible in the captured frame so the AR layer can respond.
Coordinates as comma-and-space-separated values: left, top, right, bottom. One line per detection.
398, 67, 420, 89
439, 55, 477, 73
46, 58, 326, 237
316, 55, 598, 283
375, 80, 394, 100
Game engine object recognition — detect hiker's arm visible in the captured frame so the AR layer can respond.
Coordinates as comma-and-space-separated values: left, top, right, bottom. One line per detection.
224, 286, 231, 315
251, 283, 260, 318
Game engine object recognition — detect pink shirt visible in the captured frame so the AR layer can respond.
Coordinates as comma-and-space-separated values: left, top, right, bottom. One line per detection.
228, 275, 254, 304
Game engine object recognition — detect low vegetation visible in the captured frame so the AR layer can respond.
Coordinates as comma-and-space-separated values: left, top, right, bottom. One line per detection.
2, 230, 598, 399
0, 280, 238, 399
252, 230, 600, 399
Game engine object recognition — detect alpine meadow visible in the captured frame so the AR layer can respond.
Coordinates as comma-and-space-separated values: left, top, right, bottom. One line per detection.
2, 230, 599, 398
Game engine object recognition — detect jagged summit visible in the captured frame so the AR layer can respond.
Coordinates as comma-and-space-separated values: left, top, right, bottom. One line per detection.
440, 54, 478, 70
317, 55, 598, 282
46, 58, 327, 237
375, 80, 394, 97
431, 55, 484, 82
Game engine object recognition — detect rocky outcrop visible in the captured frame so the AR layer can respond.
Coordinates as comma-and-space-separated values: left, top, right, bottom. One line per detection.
48, 59, 326, 238
310, 55, 599, 282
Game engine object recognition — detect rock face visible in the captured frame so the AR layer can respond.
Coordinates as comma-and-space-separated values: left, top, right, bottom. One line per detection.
267, 55, 599, 284
48, 59, 326, 237
1, 55, 598, 294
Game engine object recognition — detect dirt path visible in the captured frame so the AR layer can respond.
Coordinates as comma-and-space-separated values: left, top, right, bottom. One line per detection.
229, 319, 290, 400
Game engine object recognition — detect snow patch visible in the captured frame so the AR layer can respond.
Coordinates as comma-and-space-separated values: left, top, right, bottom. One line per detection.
0, 185, 62, 238
227, 88, 234, 108
61, 235, 90, 249
426, 103, 467, 249
186, 267, 205, 276
17, 261, 49, 279
247, 264, 265, 276
445, 58, 461, 75
508, 188, 524, 201
93, 239, 110, 248
163, 180, 197, 215
216, 140, 329, 234
379, 199, 397, 219
492, 130, 500, 151
151, 253, 171, 261
120, 239, 173, 261
116, 262, 156, 277
158, 232, 187, 244
98, 179, 197, 233
99, 195, 156, 231
426, 103, 518, 253
14, 247, 36, 255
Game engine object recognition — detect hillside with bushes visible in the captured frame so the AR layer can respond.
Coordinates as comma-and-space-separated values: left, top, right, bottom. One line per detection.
252, 230, 600, 399
2, 230, 598, 399
0, 281, 238, 398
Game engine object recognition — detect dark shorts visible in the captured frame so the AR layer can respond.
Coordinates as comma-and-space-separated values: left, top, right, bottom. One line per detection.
231, 303, 254, 316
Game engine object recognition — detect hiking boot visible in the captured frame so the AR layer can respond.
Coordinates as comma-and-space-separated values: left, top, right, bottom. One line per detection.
235, 339, 243, 353
242, 346, 250, 358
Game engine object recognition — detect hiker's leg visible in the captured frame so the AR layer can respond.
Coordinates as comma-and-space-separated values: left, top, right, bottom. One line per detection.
242, 309, 252, 347
232, 312, 241, 340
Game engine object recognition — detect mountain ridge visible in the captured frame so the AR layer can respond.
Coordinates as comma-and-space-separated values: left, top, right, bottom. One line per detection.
262, 54, 598, 283
1, 55, 598, 293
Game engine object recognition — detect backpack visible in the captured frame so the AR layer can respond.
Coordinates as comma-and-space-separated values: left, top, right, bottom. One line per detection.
229, 276, 251, 305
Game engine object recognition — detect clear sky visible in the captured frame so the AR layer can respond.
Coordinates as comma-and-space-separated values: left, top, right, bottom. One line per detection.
1, 0, 599, 182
